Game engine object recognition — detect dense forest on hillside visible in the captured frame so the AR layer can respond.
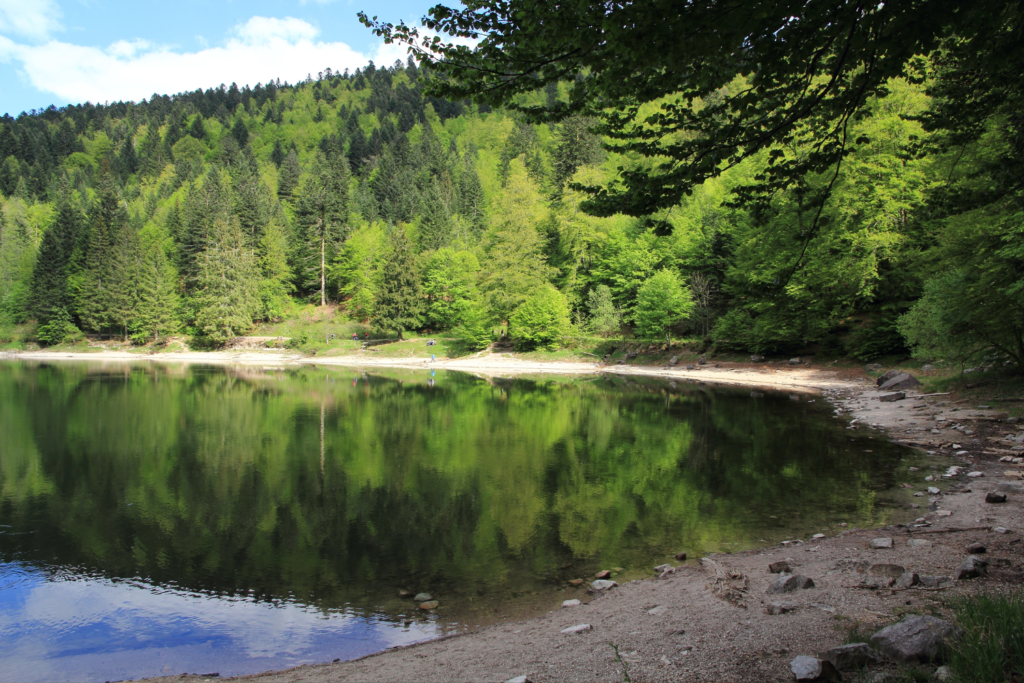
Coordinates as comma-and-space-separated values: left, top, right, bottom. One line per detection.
0, 54, 1020, 366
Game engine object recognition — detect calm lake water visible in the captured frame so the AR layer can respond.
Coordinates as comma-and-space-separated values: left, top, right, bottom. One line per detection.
0, 361, 933, 681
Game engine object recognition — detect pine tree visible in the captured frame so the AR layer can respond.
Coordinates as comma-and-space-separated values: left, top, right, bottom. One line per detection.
258, 213, 293, 321
457, 151, 486, 235
189, 115, 207, 140
131, 233, 179, 343
294, 151, 350, 305
77, 182, 122, 332
233, 153, 272, 250
278, 149, 301, 199
270, 139, 285, 167
106, 216, 141, 341
31, 200, 81, 322
418, 179, 453, 251
231, 118, 249, 147
179, 168, 231, 288
373, 227, 422, 339
193, 218, 260, 345
552, 115, 603, 194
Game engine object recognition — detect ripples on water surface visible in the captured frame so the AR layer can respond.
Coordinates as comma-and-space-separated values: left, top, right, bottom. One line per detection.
0, 362, 935, 681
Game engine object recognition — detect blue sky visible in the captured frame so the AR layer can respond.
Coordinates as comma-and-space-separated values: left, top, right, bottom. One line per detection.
0, 0, 439, 117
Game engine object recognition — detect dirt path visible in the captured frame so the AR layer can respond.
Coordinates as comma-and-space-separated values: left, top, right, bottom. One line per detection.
9, 350, 1024, 682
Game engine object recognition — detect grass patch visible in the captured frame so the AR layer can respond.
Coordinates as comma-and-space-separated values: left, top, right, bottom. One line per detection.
948, 591, 1024, 683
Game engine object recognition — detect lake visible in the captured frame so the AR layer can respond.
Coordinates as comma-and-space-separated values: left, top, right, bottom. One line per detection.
0, 361, 933, 681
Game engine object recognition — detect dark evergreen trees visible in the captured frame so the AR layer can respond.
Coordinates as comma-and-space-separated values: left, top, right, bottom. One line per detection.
294, 151, 350, 305
31, 200, 81, 324
373, 227, 421, 339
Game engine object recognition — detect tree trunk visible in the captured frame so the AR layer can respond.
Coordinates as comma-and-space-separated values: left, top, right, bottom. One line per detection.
320, 235, 326, 307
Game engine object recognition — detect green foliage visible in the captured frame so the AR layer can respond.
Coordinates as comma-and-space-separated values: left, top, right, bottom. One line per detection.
422, 248, 479, 330
36, 306, 81, 346
452, 298, 493, 350
948, 592, 1024, 683
131, 230, 180, 344
634, 269, 692, 340
587, 284, 620, 337
898, 271, 990, 368
509, 284, 571, 350
373, 227, 421, 338
192, 220, 260, 345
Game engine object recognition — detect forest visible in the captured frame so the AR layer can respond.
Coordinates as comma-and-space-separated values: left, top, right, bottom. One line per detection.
0, 48, 1021, 366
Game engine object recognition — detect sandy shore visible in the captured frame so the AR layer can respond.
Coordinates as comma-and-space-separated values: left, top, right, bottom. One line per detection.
6, 347, 860, 394
8, 349, 1022, 682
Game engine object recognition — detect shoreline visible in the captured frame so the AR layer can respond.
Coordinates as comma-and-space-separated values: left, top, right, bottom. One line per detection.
8, 350, 1022, 682
3, 348, 863, 395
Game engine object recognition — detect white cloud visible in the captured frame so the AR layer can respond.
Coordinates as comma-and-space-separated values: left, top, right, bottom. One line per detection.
0, 0, 62, 42
0, 16, 413, 108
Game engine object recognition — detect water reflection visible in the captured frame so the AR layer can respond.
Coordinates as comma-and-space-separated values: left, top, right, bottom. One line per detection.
0, 362, 931, 681
0, 561, 436, 682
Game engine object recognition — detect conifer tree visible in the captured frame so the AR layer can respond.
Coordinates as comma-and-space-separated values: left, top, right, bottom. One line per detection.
193, 218, 260, 345
258, 213, 293, 321
31, 199, 81, 323
233, 153, 272, 250
277, 149, 301, 199
552, 115, 603, 194
189, 115, 207, 140
270, 139, 285, 167
131, 232, 179, 343
231, 118, 249, 147
106, 216, 141, 341
373, 227, 421, 339
294, 151, 350, 305
179, 169, 231, 288
77, 182, 123, 332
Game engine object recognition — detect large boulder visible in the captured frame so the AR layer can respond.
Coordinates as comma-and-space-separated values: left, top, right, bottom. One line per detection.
870, 615, 961, 663
820, 643, 883, 670
790, 656, 841, 682
876, 369, 901, 386
879, 373, 923, 392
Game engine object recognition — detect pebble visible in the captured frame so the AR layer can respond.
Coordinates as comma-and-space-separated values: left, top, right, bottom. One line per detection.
935, 509, 952, 517
928, 487, 940, 494
654, 563, 672, 573
992, 527, 1009, 534
768, 561, 792, 574
811, 534, 826, 540
870, 538, 893, 549
766, 602, 800, 615
967, 471, 983, 478
419, 600, 439, 610
413, 593, 433, 602
647, 605, 668, 615
956, 555, 987, 580
504, 676, 532, 683
561, 599, 581, 608
675, 551, 687, 561
790, 655, 840, 682
560, 623, 592, 635
966, 542, 986, 554
594, 570, 611, 580
985, 492, 1007, 504
567, 579, 584, 586
591, 579, 618, 591
907, 538, 932, 548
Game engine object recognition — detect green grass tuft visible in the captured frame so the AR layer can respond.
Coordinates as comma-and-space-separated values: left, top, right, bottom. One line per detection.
948, 591, 1024, 683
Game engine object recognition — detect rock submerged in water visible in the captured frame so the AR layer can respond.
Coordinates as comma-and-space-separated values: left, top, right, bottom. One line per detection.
567, 578, 585, 586
418, 600, 439, 610
413, 592, 433, 602
870, 615, 962, 663
820, 642, 882, 670
767, 574, 814, 594
594, 569, 612, 580
675, 551, 687, 561
789, 655, 841, 682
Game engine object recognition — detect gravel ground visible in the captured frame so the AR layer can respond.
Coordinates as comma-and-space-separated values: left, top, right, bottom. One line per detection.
138, 368, 1023, 683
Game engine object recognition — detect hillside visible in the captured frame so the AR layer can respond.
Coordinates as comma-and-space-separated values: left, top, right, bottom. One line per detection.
0, 57, 1020, 370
